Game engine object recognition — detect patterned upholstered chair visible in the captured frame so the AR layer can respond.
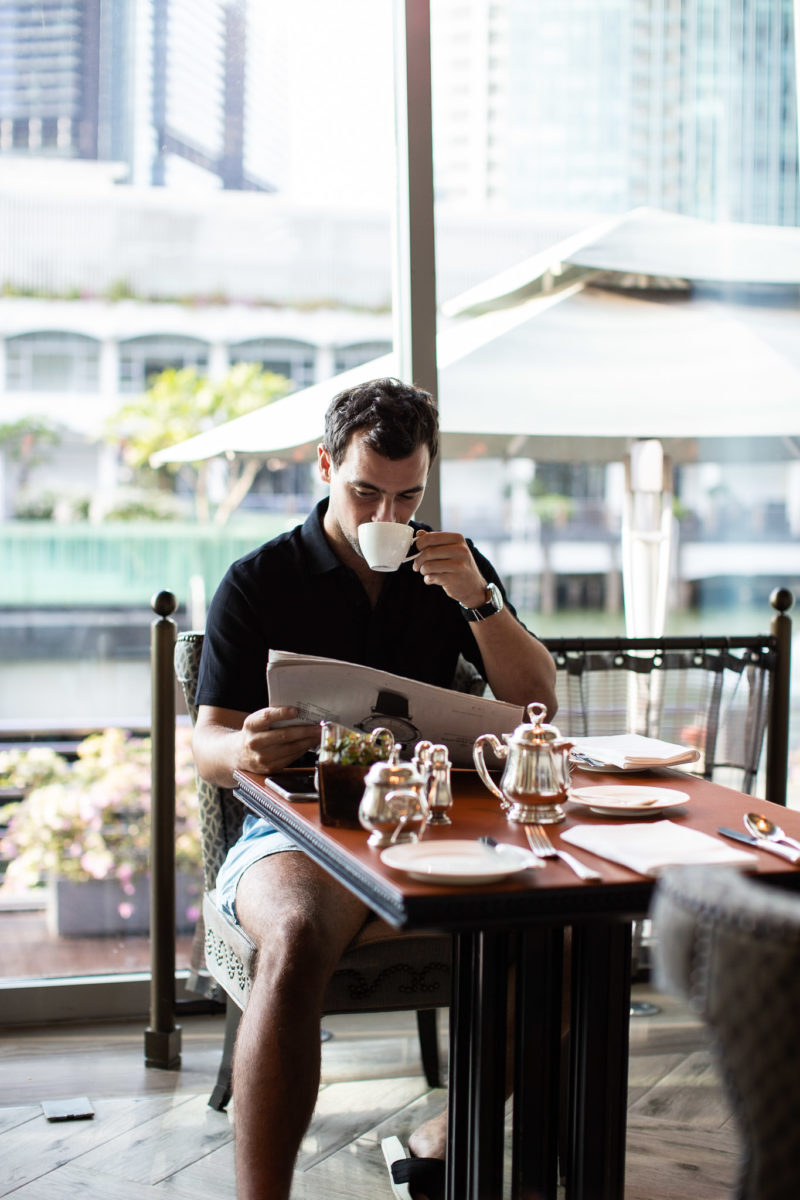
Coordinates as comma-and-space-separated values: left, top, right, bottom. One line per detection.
651, 865, 800, 1200
175, 632, 451, 1111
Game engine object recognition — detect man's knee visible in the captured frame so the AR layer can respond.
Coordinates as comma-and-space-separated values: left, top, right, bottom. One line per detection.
236, 855, 368, 992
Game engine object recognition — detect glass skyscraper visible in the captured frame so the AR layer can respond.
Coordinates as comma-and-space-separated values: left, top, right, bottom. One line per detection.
432, 0, 799, 226
0, 0, 273, 190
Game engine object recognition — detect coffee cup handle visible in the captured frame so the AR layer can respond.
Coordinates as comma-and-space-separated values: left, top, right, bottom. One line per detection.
401, 533, 420, 563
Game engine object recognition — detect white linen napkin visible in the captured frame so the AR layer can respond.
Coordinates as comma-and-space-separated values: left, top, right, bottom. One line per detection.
561, 819, 757, 876
570, 733, 701, 769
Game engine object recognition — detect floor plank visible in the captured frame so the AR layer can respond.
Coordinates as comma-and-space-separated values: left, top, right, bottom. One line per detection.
0, 985, 740, 1199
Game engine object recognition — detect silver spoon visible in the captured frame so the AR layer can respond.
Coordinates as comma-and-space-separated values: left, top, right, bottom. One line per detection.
743, 812, 800, 854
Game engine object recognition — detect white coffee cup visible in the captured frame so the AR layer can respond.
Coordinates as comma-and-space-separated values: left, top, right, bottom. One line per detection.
357, 521, 418, 572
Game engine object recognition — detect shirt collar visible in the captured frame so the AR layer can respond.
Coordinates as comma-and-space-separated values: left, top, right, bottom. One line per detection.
300, 498, 344, 575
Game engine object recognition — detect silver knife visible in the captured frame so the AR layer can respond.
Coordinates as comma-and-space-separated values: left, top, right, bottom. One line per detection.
718, 827, 800, 863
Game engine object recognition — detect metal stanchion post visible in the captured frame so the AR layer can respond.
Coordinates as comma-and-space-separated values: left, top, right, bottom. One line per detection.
766, 587, 793, 808
144, 590, 182, 1069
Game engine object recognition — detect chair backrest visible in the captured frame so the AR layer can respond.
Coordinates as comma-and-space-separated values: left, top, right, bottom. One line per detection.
175, 632, 245, 891
651, 865, 800, 1200
541, 588, 792, 803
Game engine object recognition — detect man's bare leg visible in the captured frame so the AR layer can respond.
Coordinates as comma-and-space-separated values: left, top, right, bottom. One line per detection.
232, 851, 370, 1200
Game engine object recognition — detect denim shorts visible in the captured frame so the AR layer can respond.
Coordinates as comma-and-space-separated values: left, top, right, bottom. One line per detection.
214, 813, 300, 925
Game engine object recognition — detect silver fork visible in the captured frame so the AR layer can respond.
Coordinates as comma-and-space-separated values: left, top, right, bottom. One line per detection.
525, 824, 602, 882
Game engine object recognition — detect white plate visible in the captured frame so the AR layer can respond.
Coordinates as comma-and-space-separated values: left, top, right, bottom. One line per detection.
380, 839, 532, 885
569, 785, 690, 816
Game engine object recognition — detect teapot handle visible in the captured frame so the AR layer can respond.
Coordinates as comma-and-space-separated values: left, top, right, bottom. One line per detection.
473, 733, 507, 803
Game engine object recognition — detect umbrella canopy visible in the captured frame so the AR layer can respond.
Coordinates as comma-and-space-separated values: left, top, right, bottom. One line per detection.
152, 280, 800, 468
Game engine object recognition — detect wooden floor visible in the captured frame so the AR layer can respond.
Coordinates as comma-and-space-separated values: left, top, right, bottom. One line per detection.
0, 983, 739, 1199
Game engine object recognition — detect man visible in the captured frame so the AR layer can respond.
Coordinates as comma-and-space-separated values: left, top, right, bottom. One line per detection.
192, 377, 557, 1199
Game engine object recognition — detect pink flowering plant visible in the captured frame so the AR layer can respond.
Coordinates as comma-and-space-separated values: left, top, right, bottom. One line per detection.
0, 726, 200, 894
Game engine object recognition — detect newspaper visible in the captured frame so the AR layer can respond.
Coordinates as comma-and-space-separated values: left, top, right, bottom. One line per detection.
267, 649, 524, 766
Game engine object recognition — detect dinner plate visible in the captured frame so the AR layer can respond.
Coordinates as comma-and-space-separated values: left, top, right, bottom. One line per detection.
380, 839, 532, 884
569, 785, 690, 816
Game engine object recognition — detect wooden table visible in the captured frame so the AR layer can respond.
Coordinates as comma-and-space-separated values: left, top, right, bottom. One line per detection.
233, 766, 800, 1200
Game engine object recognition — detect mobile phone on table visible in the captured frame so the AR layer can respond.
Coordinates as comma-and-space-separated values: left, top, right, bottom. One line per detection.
268, 771, 319, 802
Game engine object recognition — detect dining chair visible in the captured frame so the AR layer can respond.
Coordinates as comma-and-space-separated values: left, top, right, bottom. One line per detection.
540, 586, 793, 993
651, 864, 800, 1200
173, 630, 451, 1111
541, 586, 793, 806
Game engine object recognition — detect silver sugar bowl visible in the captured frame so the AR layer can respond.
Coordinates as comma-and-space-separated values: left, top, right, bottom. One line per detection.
358, 748, 429, 847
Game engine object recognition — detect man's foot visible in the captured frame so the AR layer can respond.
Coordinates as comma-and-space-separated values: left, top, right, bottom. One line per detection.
407, 1108, 447, 1160
381, 1137, 444, 1200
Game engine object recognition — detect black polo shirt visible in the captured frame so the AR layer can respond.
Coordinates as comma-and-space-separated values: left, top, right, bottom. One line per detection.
196, 498, 523, 715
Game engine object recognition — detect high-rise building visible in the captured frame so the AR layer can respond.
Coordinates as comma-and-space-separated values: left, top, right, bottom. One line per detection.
0, 0, 274, 190
432, 0, 799, 226
0, 0, 103, 159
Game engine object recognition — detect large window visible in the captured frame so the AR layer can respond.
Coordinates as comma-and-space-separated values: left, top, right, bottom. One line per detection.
0, 0, 394, 1002
1, 0, 798, 1014
118, 335, 210, 392
229, 338, 316, 388
5, 331, 100, 392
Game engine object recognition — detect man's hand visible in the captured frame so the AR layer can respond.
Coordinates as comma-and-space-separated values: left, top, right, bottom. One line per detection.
239, 706, 321, 774
412, 530, 489, 609
193, 704, 320, 787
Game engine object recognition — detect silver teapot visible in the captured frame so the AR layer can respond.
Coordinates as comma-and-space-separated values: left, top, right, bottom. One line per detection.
473, 701, 572, 824
358, 748, 428, 847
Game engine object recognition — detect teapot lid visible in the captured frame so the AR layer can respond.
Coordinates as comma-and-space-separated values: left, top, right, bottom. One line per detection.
510, 700, 563, 746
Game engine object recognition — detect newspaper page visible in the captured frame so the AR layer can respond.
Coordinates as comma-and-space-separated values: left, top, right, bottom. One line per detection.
267, 649, 524, 766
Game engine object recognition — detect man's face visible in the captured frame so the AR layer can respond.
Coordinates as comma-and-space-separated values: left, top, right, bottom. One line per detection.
318, 430, 430, 562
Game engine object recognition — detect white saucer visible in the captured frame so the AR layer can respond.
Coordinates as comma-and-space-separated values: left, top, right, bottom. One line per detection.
380, 839, 532, 884
569, 785, 690, 816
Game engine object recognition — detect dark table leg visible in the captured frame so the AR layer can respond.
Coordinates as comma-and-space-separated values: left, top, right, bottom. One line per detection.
567, 921, 632, 1200
511, 925, 564, 1200
447, 928, 509, 1200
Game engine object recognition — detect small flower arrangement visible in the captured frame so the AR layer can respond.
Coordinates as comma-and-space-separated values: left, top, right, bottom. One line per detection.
322, 726, 395, 766
0, 726, 201, 894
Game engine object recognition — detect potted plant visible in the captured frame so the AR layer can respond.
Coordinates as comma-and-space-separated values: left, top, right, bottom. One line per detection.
0, 727, 201, 936
317, 723, 395, 828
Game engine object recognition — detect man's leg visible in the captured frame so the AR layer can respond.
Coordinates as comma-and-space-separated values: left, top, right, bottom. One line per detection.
232, 850, 370, 1200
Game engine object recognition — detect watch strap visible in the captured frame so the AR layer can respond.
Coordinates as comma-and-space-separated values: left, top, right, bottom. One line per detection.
460, 582, 504, 622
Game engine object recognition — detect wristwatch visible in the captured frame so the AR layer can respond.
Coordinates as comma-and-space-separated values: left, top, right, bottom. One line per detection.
460, 582, 504, 622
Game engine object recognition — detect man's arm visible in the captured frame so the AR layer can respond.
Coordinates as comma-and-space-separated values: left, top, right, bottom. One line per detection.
413, 530, 557, 715
193, 704, 321, 789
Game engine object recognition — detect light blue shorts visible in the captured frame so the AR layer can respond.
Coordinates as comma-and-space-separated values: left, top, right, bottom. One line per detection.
215, 814, 300, 925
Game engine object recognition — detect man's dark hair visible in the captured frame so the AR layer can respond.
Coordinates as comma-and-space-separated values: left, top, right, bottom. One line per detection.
323, 377, 439, 468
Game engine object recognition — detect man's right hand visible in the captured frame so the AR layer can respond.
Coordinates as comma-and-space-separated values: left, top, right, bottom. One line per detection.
239, 706, 321, 774
193, 704, 320, 787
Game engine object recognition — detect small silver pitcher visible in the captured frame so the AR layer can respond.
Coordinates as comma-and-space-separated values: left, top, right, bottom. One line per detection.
358, 749, 428, 847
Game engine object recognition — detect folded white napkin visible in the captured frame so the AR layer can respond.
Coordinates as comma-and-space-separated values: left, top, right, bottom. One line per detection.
561, 819, 757, 876
570, 733, 701, 769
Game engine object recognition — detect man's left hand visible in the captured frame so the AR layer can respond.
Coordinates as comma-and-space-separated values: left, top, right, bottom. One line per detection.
412, 530, 489, 608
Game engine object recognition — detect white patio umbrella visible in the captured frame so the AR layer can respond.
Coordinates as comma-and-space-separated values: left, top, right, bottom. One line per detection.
152, 282, 800, 469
